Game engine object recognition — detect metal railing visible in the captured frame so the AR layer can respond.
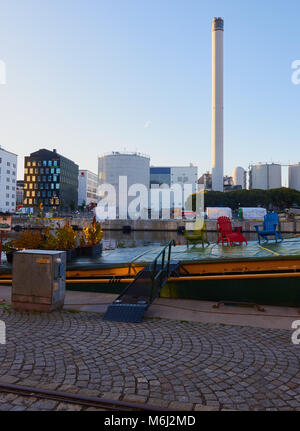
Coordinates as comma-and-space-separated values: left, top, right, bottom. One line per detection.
149, 239, 176, 302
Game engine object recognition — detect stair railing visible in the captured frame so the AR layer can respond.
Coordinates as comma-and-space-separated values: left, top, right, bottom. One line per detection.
149, 240, 176, 302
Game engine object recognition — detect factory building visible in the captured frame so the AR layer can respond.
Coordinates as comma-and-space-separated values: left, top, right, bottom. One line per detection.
288, 163, 300, 191
249, 163, 281, 190
98, 152, 150, 218
232, 167, 246, 189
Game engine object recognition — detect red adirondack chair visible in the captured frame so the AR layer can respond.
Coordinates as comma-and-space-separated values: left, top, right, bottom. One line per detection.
216, 216, 248, 246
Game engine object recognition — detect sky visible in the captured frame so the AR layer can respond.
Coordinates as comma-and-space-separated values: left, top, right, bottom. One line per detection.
0, 0, 299, 185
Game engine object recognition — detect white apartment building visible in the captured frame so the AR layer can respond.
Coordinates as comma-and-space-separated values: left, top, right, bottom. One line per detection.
78, 170, 98, 206
0, 146, 18, 213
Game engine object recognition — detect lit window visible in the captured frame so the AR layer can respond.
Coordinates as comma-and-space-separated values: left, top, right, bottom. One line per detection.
26, 191, 30, 197
29, 168, 33, 174
55, 199, 59, 205
29, 199, 32, 205
24, 168, 28, 174
24, 199, 28, 205
27, 161, 31, 167
29, 183, 33, 189
32, 161, 36, 167
26, 176, 30, 182
32, 191, 35, 197
32, 176, 36, 182
24, 184, 28, 189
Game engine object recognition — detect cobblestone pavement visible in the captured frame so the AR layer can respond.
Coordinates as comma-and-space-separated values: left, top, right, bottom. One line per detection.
0, 307, 299, 411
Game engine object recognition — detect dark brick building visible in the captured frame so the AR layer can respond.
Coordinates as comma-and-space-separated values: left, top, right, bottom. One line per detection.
23, 149, 78, 211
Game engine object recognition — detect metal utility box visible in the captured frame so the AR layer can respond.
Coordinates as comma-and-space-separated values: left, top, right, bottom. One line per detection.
12, 250, 66, 312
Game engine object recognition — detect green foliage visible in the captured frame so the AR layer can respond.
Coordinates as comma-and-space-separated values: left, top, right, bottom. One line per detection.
189, 188, 300, 211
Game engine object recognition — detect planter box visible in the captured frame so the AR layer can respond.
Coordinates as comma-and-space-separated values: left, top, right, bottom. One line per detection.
76, 243, 103, 258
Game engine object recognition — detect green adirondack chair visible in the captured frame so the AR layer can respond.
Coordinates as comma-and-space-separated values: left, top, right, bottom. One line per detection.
185, 219, 209, 249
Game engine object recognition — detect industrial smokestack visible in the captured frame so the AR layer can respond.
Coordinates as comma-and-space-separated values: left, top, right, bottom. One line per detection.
212, 17, 224, 192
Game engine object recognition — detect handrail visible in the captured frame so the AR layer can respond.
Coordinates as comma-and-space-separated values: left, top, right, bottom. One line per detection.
149, 240, 176, 302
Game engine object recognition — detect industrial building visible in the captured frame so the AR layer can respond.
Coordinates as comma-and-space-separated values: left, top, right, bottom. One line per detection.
288, 163, 300, 191
232, 167, 246, 189
150, 165, 198, 216
0, 146, 18, 213
23, 149, 79, 211
249, 163, 282, 190
78, 170, 98, 207
98, 152, 150, 218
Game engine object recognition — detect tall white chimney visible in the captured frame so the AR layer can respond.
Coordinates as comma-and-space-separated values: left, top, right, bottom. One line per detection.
212, 17, 224, 192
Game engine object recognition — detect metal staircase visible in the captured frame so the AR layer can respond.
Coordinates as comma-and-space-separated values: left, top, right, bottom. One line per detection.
103, 240, 179, 323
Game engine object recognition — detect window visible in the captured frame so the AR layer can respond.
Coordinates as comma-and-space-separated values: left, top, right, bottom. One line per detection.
26, 176, 30, 182
13, 163, 16, 168
32, 191, 35, 197
37, 191, 40, 197
48, 175, 52, 181
29, 168, 33, 174
34, 183, 38, 189
51, 183, 54, 189
45, 183, 49, 190
55, 183, 60, 189
53, 160, 58, 166
42, 191, 46, 197
6, 202, 9, 206
12, 171, 16, 176
26, 191, 30, 197
37, 161, 42, 167
40, 184, 44, 190
37, 176, 41, 182
55, 199, 59, 205
7, 162, 10, 166
24, 184, 28, 189
6, 186, 9, 190
12, 187, 15, 191
48, 160, 52, 167
35, 168, 39, 174
45, 168, 49, 174
42, 176, 46, 182
32, 161, 36, 167
40, 168, 44, 174
12, 179, 15, 183
56, 168, 60, 174
43, 160, 47, 166
51, 168, 54, 174
47, 191, 51, 197
27, 161, 31, 167
53, 175, 57, 182
24, 199, 27, 205
12, 194, 15, 198
6, 194, 9, 198
6, 178, 10, 182
29, 199, 32, 205
29, 183, 33, 189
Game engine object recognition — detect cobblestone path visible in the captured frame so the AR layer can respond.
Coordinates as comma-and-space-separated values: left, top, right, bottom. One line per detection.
0, 308, 299, 411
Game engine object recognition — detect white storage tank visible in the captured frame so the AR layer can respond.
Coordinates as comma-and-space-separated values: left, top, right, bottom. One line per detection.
232, 167, 246, 189
288, 163, 300, 191
249, 163, 281, 190
98, 152, 150, 218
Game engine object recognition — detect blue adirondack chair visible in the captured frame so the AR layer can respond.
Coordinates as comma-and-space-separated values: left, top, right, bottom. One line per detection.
254, 212, 283, 243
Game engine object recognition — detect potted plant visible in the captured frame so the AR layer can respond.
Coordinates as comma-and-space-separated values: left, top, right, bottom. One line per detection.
55, 223, 78, 262
78, 217, 103, 258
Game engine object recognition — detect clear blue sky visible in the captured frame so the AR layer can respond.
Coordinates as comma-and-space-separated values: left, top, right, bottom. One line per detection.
0, 0, 299, 184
